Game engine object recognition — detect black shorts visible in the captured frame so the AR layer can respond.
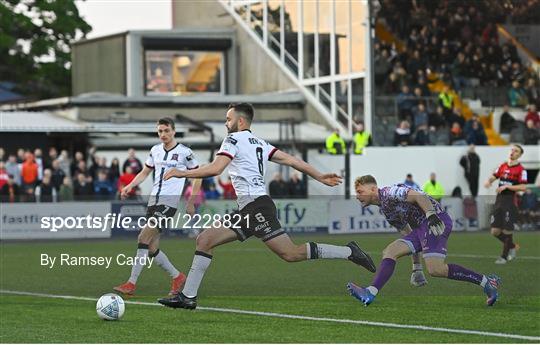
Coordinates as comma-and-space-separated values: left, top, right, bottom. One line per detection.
490, 202, 518, 231
230, 195, 284, 242
145, 204, 177, 232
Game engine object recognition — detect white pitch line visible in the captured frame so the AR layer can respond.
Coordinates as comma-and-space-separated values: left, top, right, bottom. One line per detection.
447, 253, 540, 260
1, 290, 539, 342
193, 248, 540, 260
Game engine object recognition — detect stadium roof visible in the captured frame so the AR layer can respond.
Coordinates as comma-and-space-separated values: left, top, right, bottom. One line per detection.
0, 91, 305, 111
0, 111, 190, 133
70, 91, 305, 107
0, 111, 86, 132
205, 121, 331, 143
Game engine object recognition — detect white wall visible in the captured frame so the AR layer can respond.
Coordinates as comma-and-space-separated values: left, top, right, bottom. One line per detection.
305, 152, 346, 196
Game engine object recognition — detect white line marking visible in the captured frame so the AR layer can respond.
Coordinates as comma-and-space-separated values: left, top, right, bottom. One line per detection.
196, 248, 540, 260
1, 290, 538, 341
447, 253, 540, 260
206, 248, 540, 260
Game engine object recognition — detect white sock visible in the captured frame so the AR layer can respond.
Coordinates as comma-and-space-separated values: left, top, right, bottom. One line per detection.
480, 275, 488, 288
367, 286, 379, 296
128, 247, 148, 284
153, 250, 180, 278
182, 251, 212, 298
306, 242, 352, 259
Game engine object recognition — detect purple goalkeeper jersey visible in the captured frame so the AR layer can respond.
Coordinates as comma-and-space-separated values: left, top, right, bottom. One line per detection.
378, 184, 445, 230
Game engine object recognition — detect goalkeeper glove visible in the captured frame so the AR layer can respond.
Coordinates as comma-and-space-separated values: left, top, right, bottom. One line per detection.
410, 269, 428, 287
426, 210, 445, 236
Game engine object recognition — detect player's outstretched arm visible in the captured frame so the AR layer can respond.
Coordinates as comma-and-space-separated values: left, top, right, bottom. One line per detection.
484, 175, 497, 188
270, 150, 342, 186
121, 165, 152, 199
164, 155, 231, 180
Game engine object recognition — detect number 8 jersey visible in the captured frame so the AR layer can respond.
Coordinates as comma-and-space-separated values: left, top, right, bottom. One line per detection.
216, 129, 277, 210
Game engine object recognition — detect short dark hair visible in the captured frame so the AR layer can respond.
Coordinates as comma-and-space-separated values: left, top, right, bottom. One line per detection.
513, 144, 524, 155
354, 175, 377, 188
228, 103, 254, 123
157, 117, 175, 130
406, 173, 413, 178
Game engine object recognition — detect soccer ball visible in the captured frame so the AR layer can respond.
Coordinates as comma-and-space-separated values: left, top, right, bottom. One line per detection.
96, 293, 125, 321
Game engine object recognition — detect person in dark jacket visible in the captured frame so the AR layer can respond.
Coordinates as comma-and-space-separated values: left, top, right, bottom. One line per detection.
51, 159, 66, 190
73, 172, 94, 201
36, 174, 56, 202
459, 145, 481, 197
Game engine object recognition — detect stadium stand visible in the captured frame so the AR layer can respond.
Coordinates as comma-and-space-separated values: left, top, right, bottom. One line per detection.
374, 0, 540, 146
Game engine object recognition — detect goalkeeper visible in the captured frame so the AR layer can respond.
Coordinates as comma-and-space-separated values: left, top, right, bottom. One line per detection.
347, 175, 500, 307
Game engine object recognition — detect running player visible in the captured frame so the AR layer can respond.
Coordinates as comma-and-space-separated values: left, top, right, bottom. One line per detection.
113, 117, 201, 296
347, 175, 500, 306
484, 144, 527, 264
157, 103, 376, 309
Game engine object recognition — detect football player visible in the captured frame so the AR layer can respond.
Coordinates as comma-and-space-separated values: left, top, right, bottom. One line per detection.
484, 145, 527, 264
113, 117, 201, 296
347, 175, 500, 306
158, 103, 376, 309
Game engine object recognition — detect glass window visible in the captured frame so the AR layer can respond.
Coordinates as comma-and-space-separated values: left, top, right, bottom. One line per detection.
335, 1, 351, 75
145, 50, 224, 96
283, 0, 298, 74
350, 1, 367, 73
318, 82, 332, 112
317, 1, 332, 77
248, 2, 265, 39
351, 78, 364, 120
302, 1, 316, 79
267, 0, 282, 56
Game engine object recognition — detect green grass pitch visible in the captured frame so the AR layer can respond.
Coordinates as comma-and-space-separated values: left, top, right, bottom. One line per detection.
1, 232, 539, 343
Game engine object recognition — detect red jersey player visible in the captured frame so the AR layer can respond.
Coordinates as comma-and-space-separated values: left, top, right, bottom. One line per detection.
484, 145, 528, 264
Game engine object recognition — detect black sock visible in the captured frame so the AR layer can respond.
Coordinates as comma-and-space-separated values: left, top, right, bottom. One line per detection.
502, 236, 512, 259
495, 233, 506, 243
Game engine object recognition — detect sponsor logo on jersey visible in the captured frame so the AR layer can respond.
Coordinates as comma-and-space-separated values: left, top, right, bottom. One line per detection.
225, 136, 238, 145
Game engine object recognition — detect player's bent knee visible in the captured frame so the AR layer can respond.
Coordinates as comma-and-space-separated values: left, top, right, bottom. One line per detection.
490, 228, 501, 236
195, 232, 212, 251
426, 265, 446, 277
138, 228, 157, 244
148, 245, 158, 254
382, 246, 398, 260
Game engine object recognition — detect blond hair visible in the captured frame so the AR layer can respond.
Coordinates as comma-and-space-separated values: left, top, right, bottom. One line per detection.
354, 175, 377, 188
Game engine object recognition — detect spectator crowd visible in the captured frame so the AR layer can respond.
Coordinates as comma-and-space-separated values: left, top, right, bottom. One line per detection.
374, 0, 540, 146
0, 146, 265, 203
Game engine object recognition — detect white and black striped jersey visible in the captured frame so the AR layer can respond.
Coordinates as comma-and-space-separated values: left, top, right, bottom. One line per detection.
145, 143, 199, 208
216, 130, 278, 209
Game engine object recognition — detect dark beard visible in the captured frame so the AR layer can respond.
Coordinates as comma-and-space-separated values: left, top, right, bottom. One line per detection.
227, 123, 238, 133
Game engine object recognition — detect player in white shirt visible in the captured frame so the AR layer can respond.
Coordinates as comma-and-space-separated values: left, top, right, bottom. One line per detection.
113, 117, 201, 296
158, 103, 376, 309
